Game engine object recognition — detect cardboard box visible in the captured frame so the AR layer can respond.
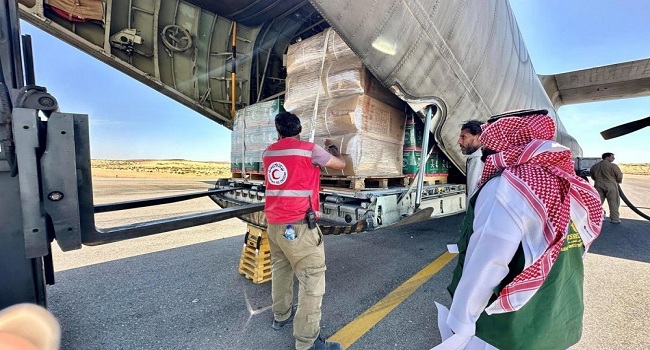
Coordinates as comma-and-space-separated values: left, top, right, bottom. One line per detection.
285, 66, 404, 111
285, 28, 403, 111
294, 94, 406, 177
291, 94, 405, 144
286, 29, 356, 75
312, 134, 404, 177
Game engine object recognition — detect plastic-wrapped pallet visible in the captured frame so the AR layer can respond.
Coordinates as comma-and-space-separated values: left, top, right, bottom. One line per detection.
230, 99, 283, 174
295, 95, 405, 177
291, 95, 404, 143
286, 29, 356, 76
312, 134, 404, 176
285, 66, 403, 111
285, 28, 406, 177
285, 28, 403, 111
231, 111, 245, 173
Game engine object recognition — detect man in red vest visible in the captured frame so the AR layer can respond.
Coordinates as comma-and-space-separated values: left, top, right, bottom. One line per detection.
263, 112, 346, 350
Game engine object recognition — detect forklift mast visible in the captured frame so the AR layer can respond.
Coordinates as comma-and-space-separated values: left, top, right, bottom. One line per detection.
0, 0, 264, 310
0, 0, 49, 308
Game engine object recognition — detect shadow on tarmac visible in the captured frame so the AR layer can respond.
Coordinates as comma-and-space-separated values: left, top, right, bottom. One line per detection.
587, 217, 650, 264
46, 211, 648, 349
47, 215, 464, 350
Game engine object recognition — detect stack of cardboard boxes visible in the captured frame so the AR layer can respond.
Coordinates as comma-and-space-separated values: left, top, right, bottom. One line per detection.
284, 28, 406, 177
230, 29, 450, 182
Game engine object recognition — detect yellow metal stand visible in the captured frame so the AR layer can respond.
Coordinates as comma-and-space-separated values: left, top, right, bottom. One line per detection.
238, 225, 272, 284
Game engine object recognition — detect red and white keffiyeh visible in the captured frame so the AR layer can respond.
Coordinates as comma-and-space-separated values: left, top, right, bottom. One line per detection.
477, 114, 603, 314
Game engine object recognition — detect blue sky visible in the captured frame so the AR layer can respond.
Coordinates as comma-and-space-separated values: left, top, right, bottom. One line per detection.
20, 0, 650, 163
510, 0, 650, 163
22, 22, 228, 162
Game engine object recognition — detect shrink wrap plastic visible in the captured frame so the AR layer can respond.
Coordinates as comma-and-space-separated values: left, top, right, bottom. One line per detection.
285, 29, 406, 177
230, 100, 282, 173
284, 28, 403, 111
313, 134, 404, 176
284, 60, 366, 109
291, 95, 404, 143
286, 29, 356, 76
284, 64, 403, 111
231, 113, 244, 172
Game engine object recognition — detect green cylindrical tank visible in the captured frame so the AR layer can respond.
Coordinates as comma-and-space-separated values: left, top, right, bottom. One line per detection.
426, 150, 450, 175
404, 114, 416, 149
403, 113, 424, 150
402, 147, 421, 175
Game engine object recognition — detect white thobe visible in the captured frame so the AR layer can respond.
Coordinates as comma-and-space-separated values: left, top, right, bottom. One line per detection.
433, 175, 593, 350
433, 177, 526, 349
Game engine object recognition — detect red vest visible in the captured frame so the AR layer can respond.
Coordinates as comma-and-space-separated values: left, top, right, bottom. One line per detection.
263, 137, 321, 224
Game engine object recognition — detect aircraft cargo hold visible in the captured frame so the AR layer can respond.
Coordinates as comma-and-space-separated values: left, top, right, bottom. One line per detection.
222, 24, 464, 233
230, 28, 453, 180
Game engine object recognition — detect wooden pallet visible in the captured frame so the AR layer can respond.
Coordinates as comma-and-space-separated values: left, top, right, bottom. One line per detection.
230, 172, 410, 190
407, 174, 448, 185
320, 175, 409, 190
238, 245, 272, 284
238, 225, 271, 284
231, 172, 265, 181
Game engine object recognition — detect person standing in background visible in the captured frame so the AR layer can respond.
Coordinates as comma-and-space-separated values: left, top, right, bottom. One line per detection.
458, 120, 484, 199
590, 152, 624, 224
263, 112, 346, 350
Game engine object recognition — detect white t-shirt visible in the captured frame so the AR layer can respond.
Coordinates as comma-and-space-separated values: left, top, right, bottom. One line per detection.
466, 149, 484, 199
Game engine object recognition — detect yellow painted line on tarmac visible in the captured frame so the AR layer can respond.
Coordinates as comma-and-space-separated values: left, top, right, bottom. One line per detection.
328, 251, 457, 349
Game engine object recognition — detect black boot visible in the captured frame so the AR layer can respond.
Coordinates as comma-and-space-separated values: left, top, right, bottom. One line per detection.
309, 335, 342, 350
272, 306, 296, 330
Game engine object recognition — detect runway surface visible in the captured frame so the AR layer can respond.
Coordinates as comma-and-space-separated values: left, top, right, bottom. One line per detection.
48, 175, 650, 349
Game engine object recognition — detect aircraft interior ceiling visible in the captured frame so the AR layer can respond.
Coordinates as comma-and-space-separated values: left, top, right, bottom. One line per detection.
184, 0, 307, 26
18, 0, 327, 128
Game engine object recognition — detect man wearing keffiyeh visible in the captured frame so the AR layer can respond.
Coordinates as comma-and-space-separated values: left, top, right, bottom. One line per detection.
432, 109, 603, 350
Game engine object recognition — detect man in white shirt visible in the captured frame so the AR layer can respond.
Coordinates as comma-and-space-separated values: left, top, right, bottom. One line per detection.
458, 120, 484, 199
433, 109, 603, 350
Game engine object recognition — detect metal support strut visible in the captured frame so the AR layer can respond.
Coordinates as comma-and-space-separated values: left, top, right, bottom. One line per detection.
415, 105, 434, 208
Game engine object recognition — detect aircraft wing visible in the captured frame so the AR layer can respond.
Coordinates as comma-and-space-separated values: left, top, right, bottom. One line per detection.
540, 58, 650, 109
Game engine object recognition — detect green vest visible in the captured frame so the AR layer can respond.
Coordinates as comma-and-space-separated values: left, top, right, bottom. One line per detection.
448, 176, 585, 350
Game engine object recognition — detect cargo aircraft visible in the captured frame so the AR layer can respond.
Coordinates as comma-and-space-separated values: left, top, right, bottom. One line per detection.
2, 0, 649, 307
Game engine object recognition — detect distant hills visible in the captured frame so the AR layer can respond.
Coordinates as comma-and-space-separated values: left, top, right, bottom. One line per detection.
91, 159, 231, 179
90, 159, 649, 178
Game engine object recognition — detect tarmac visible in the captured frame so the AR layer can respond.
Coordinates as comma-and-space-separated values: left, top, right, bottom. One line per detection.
48, 175, 650, 349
